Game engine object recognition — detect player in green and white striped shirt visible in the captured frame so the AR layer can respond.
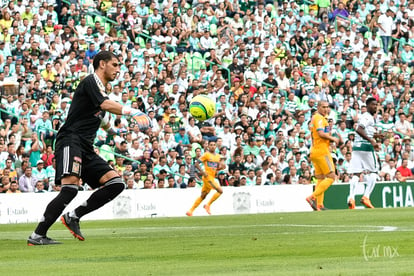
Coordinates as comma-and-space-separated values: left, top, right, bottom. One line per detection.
348, 98, 382, 209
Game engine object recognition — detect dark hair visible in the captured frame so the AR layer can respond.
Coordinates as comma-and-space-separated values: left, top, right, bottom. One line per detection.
283, 174, 291, 183
366, 97, 377, 106
93, 51, 117, 70
114, 118, 121, 127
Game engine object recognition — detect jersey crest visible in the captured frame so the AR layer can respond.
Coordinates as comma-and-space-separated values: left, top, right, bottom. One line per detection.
207, 161, 218, 168
95, 110, 106, 120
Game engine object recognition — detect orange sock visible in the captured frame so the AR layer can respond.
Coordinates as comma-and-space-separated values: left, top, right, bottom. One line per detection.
207, 192, 221, 206
189, 197, 203, 212
312, 178, 334, 199
315, 179, 324, 207
317, 192, 325, 208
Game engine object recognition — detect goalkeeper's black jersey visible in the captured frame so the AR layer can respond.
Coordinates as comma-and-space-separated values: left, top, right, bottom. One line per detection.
57, 74, 108, 148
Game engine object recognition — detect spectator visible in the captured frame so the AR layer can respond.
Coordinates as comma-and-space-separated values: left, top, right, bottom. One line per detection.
186, 117, 202, 144
395, 113, 413, 137
126, 177, 137, 190
35, 180, 47, 193
228, 154, 246, 175
6, 181, 21, 194
41, 144, 55, 167
142, 178, 153, 189
16, 158, 30, 179
45, 157, 56, 191
19, 167, 37, 192
396, 159, 413, 178
243, 138, 259, 156
1, 158, 17, 180
380, 158, 397, 180
0, 175, 11, 193
0, 0, 412, 192
166, 176, 177, 188
378, 9, 394, 54
34, 111, 54, 140
175, 127, 191, 153
32, 160, 48, 188
153, 157, 170, 179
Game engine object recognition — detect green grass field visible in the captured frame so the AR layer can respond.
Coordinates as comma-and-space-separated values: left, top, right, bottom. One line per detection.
1, 208, 414, 276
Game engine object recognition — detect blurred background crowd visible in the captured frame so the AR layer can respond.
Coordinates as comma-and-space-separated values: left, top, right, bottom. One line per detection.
0, 0, 414, 193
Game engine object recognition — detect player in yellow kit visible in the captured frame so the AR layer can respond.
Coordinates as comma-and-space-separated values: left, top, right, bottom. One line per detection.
306, 101, 341, 211
186, 140, 225, 216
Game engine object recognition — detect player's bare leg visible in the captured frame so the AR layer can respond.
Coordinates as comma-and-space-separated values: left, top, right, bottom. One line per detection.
204, 180, 223, 215
187, 191, 208, 216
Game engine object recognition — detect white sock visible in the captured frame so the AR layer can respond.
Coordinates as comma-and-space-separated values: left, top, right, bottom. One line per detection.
364, 173, 377, 198
31, 232, 43, 239
349, 175, 359, 201
69, 210, 79, 219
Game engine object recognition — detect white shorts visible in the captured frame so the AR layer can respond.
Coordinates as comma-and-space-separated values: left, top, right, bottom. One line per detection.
348, 150, 378, 174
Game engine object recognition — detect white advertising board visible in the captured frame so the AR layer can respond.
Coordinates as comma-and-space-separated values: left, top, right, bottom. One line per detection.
0, 185, 313, 224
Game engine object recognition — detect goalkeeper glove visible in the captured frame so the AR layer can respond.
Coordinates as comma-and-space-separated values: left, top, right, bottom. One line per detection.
122, 106, 152, 130
132, 110, 152, 130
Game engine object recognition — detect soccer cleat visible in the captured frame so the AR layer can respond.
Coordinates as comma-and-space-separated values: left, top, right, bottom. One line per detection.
61, 213, 85, 241
204, 204, 211, 215
360, 196, 374, 208
348, 199, 355, 209
306, 196, 318, 211
318, 205, 328, 211
27, 236, 62, 246
186, 211, 193, 216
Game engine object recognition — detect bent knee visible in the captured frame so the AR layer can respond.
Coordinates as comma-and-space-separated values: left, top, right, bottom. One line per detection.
99, 170, 120, 184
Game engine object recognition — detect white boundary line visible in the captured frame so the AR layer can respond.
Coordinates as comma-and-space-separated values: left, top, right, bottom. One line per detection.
2, 224, 407, 240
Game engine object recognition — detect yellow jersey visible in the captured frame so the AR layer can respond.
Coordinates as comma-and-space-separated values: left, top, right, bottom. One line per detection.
310, 112, 330, 155
41, 69, 56, 82
199, 151, 221, 177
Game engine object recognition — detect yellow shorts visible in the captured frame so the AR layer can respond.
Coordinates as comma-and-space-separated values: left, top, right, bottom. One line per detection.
201, 175, 219, 193
310, 153, 335, 176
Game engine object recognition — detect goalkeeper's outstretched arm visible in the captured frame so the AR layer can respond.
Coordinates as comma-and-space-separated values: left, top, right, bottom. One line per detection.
100, 99, 152, 130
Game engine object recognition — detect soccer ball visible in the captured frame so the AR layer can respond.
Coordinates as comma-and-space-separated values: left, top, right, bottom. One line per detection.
189, 95, 216, 121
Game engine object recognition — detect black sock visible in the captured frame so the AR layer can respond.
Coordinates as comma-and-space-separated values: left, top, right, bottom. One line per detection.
34, 185, 78, 236
74, 178, 125, 219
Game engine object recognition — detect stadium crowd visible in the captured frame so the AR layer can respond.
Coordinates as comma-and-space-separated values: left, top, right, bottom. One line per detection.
0, 0, 414, 193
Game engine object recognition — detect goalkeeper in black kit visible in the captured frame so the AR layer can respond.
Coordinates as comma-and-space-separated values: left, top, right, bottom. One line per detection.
28, 51, 151, 245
